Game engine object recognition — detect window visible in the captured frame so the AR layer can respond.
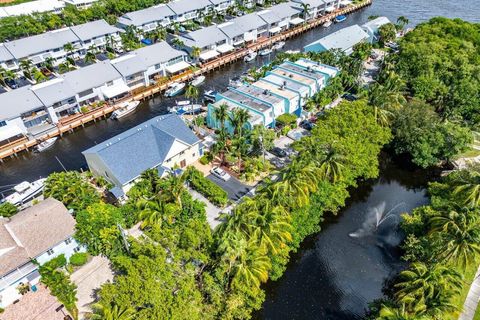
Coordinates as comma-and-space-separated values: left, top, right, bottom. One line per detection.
180, 159, 186, 168
179, 151, 185, 155
155, 64, 161, 70
65, 238, 72, 245
47, 249, 54, 256
192, 153, 195, 158
106, 81, 114, 87
0, 121, 6, 127
73, 246, 81, 253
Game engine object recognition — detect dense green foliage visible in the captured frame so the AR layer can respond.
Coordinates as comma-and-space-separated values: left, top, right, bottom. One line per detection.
69, 252, 88, 266
39, 254, 78, 319
367, 164, 480, 319
0, 202, 18, 217
44, 171, 101, 211
275, 113, 297, 125
185, 167, 229, 206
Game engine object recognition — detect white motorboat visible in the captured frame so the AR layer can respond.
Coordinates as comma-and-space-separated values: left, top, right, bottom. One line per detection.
35, 137, 57, 152
323, 20, 333, 27
285, 50, 300, 54
110, 100, 140, 120
190, 75, 206, 87
165, 82, 186, 97
2, 178, 46, 206
259, 48, 273, 56
229, 77, 243, 88
244, 50, 257, 62
169, 100, 203, 115
203, 90, 218, 102
272, 41, 285, 50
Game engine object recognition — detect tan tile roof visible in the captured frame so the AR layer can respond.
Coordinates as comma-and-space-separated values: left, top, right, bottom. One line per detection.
0, 284, 70, 320
0, 198, 76, 276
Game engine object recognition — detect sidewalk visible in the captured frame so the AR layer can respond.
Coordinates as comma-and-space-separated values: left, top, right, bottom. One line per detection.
189, 188, 223, 229
459, 264, 480, 320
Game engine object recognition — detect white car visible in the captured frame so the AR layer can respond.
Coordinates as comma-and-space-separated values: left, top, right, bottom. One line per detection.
211, 166, 231, 181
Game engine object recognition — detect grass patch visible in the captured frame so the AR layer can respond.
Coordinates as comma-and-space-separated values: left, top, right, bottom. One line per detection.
446, 260, 479, 320
454, 147, 480, 160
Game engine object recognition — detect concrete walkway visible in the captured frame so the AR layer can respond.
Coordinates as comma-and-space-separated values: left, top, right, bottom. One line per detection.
459, 264, 480, 320
189, 188, 222, 229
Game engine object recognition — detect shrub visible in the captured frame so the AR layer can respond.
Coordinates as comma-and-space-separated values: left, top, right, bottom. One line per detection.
185, 167, 228, 206
0, 202, 18, 217
276, 113, 297, 125
69, 252, 88, 266
199, 155, 210, 165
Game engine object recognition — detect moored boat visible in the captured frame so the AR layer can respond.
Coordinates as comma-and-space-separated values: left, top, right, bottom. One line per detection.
110, 101, 141, 120
323, 20, 333, 27
203, 90, 218, 102
259, 48, 273, 56
2, 178, 46, 206
34, 137, 57, 152
190, 75, 206, 87
335, 15, 347, 23
169, 101, 203, 115
165, 82, 186, 97
272, 41, 285, 50
244, 50, 257, 62
229, 77, 243, 88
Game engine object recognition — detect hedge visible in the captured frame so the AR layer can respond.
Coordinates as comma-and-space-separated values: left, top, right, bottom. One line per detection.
185, 167, 228, 207
69, 252, 88, 266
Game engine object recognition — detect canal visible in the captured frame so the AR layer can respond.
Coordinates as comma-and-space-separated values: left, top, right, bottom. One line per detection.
0, 0, 479, 318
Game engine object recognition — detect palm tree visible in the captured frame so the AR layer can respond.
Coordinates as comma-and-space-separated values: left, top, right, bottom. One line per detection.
42, 57, 56, 72
191, 46, 201, 62
213, 103, 229, 130
394, 262, 462, 314
231, 135, 249, 173
429, 210, 480, 269
19, 59, 34, 80
317, 145, 345, 183
0, 67, 15, 87
378, 304, 425, 320
396, 16, 409, 30
453, 170, 480, 208
212, 128, 229, 166
32, 68, 47, 83
58, 61, 73, 74
171, 37, 185, 48
163, 173, 186, 209
136, 197, 164, 228
229, 107, 250, 137
300, 3, 311, 20
63, 42, 76, 58
84, 45, 97, 64
91, 301, 135, 320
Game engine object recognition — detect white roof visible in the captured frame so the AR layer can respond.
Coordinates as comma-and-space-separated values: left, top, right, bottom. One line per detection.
70, 19, 120, 42
0, 44, 14, 63
178, 25, 228, 49
307, 24, 369, 51
0, 86, 44, 121
31, 78, 76, 107
362, 16, 391, 31
62, 60, 122, 92
167, 0, 212, 15
199, 49, 219, 61
165, 60, 190, 74
117, 4, 175, 27
1, 0, 64, 17
0, 124, 24, 142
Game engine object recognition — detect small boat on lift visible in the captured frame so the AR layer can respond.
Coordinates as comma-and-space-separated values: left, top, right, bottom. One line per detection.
190, 75, 206, 87
259, 48, 273, 56
110, 100, 140, 120
169, 100, 203, 115
323, 20, 333, 27
272, 41, 285, 50
244, 50, 257, 62
35, 137, 57, 152
335, 15, 347, 23
165, 82, 186, 97
2, 178, 46, 206
203, 90, 218, 102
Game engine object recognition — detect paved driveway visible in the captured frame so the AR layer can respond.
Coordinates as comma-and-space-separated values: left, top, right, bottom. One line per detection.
207, 174, 251, 201
189, 188, 223, 229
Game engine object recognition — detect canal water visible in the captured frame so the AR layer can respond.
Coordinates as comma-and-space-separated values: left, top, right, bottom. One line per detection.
0, 0, 478, 317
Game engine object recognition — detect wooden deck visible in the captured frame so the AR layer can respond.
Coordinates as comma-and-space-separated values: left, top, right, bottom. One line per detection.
0, 0, 372, 162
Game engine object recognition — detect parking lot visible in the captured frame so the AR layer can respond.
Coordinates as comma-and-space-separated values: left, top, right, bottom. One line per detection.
207, 174, 251, 201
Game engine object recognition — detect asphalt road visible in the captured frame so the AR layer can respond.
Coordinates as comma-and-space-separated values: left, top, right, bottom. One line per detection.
207, 174, 251, 201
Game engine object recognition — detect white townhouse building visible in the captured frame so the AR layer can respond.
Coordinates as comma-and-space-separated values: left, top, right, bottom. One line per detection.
111, 41, 189, 89
30, 78, 78, 122
0, 198, 85, 309
116, 4, 176, 33
0, 0, 64, 18
208, 0, 235, 13
176, 25, 231, 61
0, 45, 17, 72
61, 60, 128, 105
218, 12, 269, 46
1, 19, 121, 70
83, 114, 203, 198
62, 0, 97, 9
256, 2, 302, 35
167, 0, 214, 23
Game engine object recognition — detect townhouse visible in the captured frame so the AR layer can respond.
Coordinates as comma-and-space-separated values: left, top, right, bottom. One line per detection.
0, 198, 85, 309
256, 2, 302, 35
116, 4, 176, 33
304, 24, 370, 55
217, 12, 268, 46
176, 25, 231, 61
111, 41, 189, 89
167, 0, 213, 23
0, 0, 64, 18
0, 20, 122, 70
82, 114, 203, 198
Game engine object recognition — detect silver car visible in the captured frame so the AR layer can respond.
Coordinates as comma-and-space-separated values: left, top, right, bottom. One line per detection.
211, 166, 231, 181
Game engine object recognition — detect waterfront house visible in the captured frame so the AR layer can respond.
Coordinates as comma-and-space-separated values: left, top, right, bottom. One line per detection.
294, 58, 339, 82
176, 25, 231, 61
304, 24, 369, 55
361, 16, 392, 43
70, 20, 123, 55
0, 45, 17, 72
61, 60, 128, 105
218, 13, 269, 46
0, 198, 85, 309
290, 0, 325, 20
167, 0, 213, 23
116, 4, 176, 33
82, 114, 202, 198
256, 2, 302, 35
111, 41, 189, 89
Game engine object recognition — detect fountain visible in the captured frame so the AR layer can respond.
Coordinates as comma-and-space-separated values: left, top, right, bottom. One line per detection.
348, 202, 406, 238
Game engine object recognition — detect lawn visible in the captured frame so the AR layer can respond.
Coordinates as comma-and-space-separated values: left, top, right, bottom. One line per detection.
447, 260, 479, 320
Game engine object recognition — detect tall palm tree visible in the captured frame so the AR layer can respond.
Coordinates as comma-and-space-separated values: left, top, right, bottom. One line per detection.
396, 16, 409, 30
63, 42, 76, 58
317, 145, 345, 183
300, 3, 311, 20
394, 262, 462, 314
191, 46, 201, 62
453, 170, 480, 208
378, 304, 425, 320
163, 173, 186, 209
0, 67, 15, 86
33, 68, 47, 83
230, 108, 250, 137
212, 128, 229, 165
213, 103, 229, 129
84, 45, 98, 64
42, 57, 56, 72
91, 301, 135, 320
19, 59, 34, 80
231, 135, 249, 173
429, 210, 480, 269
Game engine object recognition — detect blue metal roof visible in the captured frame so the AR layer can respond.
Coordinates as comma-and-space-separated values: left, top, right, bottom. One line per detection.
83, 114, 199, 185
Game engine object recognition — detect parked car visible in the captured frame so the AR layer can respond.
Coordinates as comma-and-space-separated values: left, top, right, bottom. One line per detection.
5, 78, 17, 89
270, 147, 287, 158
299, 120, 315, 131
270, 157, 285, 169
210, 166, 231, 181
342, 93, 358, 101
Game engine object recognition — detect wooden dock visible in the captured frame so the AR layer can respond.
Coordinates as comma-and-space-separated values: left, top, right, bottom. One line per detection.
0, 0, 372, 162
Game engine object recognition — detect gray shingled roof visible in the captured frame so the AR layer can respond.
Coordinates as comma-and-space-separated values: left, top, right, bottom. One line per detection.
310, 24, 369, 51
31, 79, 76, 107
4, 28, 79, 59
111, 41, 186, 77
83, 114, 200, 184
0, 44, 14, 63
70, 19, 121, 42
167, 0, 212, 15
179, 25, 228, 48
0, 86, 44, 121
62, 60, 121, 93
0, 198, 75, 276
218, 22, 244, 39
117, 4, 175, 27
